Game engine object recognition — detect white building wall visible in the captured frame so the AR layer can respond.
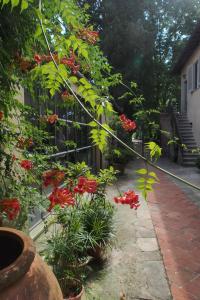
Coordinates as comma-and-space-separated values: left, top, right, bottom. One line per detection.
181, 44, 200, 146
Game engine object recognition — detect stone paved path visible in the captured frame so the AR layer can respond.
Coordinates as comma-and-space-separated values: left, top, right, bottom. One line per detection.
148, 164, 200, 300
85, 162, 171, 300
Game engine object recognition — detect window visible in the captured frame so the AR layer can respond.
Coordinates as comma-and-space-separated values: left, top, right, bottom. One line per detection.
187, 65, 193, 93
187, 61, 199, 93
194, 60, 198, 90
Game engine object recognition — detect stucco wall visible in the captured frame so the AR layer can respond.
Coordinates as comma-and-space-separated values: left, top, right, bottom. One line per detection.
181, 45, 200, 146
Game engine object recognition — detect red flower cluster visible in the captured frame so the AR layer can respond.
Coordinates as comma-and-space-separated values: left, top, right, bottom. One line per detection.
19, 58, 34, 72
79, 29, 99, 44
114, 190, 140, 210
0, 198, 20, 220
47, 114, 58, 124
34, 54, 42, 64
17, 137, 33, 149
60, 51, 80, 74
120, 114, 137, 132
34, 53, 57, 64
74, 177, 98, 194
61, 90, 70, 101
0, 111, 4, 121
42, 170, 65, 187
48, 188, 75, 211
20, 160, 33, 170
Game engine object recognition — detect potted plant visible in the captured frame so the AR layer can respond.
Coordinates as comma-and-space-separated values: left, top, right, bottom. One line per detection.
83, 199, 115, 260
105, 148, 132, 175
44, 206, 88, 299
0, 227, 63, 300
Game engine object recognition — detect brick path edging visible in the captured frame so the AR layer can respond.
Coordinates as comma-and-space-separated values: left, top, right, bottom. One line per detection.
148, 172, 200, 300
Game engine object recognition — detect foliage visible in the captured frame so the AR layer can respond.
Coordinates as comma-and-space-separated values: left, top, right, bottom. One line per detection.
136, 168, 159, 200
44, 164, 116, 290
79, 0, 200, 114
196, 157, 200, 169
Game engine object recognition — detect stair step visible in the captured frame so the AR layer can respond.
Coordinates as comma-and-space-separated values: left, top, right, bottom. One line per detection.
182, 162, 197, 166
184, 145, 197, 149
183, 152, 200, 158
181, 135, 195, 138
180, 132, 194, 135
177, 121, 191, 125
178, 130, 193, 133
178, 127, 193, 130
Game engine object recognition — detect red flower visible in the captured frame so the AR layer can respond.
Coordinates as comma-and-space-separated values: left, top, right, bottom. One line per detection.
60, 52, 80, 74
119, 114, 137, 132
79, 29, 99, 44
0, 198, 20, 220
34, 54, 42, 64
114, 190, 140, 210
48, 188, 75, 211
0, 111, 4, 121
12, 155, 17, 161
19, 59, 33, 72
74, 177, 98, 194
61, 90, 70, 101
41, 54, 52, 62
20, 160, 33, 170
47, 114, 58, 124
17, 137, 33, 149
42, 170, 65, 187
72, 64, 80, 75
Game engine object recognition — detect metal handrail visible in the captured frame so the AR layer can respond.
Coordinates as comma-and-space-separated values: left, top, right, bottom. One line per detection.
58, 118, 89, 127
47, 145, 93, 158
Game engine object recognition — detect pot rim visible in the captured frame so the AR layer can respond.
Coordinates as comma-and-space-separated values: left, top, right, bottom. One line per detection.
0, 227, 36, 291
64, 285, 84, 300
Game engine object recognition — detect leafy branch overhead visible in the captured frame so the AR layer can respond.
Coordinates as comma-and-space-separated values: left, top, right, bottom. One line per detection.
136, 168, 159, 200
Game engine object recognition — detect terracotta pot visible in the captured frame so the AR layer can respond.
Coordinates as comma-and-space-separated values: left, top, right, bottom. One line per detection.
64, 286, 84, 300
0, 227, 63, 300
59, 278, 84, 300
112, 163, 125, 175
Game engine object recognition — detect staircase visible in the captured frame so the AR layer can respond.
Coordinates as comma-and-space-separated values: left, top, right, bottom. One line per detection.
176, 113, 199, 166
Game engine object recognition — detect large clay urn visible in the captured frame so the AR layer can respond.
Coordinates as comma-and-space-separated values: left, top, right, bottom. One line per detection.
0, 227, 63, 300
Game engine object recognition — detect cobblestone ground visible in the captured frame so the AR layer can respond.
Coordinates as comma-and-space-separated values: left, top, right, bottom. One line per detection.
84, 160, 172, 300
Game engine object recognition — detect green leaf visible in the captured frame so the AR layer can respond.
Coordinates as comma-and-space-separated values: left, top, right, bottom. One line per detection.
81, 49, 88, 59
148, 171, 159, 181
136, 168, 148, 175
147, 178, 156, 184
2, 0, 10, 6
34, 25, 42, 38
69, 76, 78, 84
21, 0, 28, 11
145, 142, 162, 161
136, 178, 146, 183
88, 121, 97, 128
11, 0, 19, 8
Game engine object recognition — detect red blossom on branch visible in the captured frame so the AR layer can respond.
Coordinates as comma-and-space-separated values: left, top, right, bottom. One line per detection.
61, 51, 80, 74
47, 114, 58, 124
17, 137, 33, 149
34, 54, 42, 65
0, 111, 4, 121
119, 114, 137, 132
20, 160, 33, 170
114, 190, 140, 210
0, 198, 20, 220
74, 176, 98, 194
48, 188, 75, 211
42, 170, 65, 187
79, 29, 99, 44
61, 90, 70, 101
